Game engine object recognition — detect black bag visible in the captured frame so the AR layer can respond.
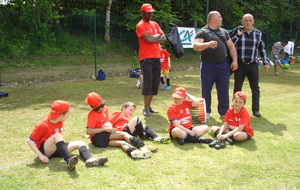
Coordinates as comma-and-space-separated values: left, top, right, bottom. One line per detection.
166, 25, 185, 59
129, 68, 141, 78
96, 69, 106, 80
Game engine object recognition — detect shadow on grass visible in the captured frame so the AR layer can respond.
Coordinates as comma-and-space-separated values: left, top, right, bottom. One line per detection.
252, 116, 287, 136
26, 157, 79, 178
234, 138, 257, 151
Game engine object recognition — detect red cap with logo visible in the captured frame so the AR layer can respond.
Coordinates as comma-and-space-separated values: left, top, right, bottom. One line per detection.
141, 3, 155, 13
172, 87, 186, 99
233, 91, 247, 101
85, 92, 103, 107
48, 100, 70, 120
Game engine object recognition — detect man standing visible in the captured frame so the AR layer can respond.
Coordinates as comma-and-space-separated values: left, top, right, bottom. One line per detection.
136, 3, 166, 117
193, 11, 238, 119
230, 14, 269, 117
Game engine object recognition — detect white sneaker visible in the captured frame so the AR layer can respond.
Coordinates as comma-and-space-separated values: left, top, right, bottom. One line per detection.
206, 113, 210, 119
136, 80, 140, 88
130, 149, 151, 159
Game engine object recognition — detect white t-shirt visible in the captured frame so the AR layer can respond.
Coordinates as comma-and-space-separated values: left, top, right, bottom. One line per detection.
284, 41, 294, 55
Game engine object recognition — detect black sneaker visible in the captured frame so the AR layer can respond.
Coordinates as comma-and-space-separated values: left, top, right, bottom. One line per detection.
143, 109, 151, 117
209, 139, 219, 147
85, 157, 108, 167
176, 138, 185, 145
215, 140, 226, 149
198, 137, 213, 144
149, 107, 159, 113
67, 156, 78, 171
225, 138, 235, 145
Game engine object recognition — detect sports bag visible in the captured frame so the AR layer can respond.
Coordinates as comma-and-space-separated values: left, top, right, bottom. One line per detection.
96, 69, 106, 80
166, 24, 185, 59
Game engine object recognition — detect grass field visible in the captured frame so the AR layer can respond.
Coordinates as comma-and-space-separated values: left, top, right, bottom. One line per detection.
0, 62, 299, 190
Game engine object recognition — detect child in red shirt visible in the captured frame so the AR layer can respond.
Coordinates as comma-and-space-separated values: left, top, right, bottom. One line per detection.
210, 91, 254, 149
27, 100, 107, 171
167, 87, 212, 145
110, 101, 170, 143
159, 43, 171, 90
84, 92, 155, 159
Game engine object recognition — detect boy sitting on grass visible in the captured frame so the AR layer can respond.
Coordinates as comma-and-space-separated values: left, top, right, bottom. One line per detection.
110, 101, 170, 144
27, 100, 108, 171
84, 92, 157, 159
210, 91, 254, 149
167, 87, 212, 145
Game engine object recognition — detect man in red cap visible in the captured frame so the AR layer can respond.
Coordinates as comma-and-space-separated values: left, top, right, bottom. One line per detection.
167, 87, 212, 145
27, 100, 108, 171
136, 3, 166, 117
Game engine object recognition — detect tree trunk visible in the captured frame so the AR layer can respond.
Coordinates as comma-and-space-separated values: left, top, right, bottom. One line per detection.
104, 0, 113, 43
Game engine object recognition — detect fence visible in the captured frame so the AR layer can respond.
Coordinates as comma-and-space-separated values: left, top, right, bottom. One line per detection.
0, 10, 299, 86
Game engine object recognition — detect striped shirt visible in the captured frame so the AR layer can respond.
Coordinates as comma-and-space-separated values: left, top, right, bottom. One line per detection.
230, 27, 268, 65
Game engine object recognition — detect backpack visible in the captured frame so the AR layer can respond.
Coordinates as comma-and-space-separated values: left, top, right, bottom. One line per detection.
129, 68, 141, 78
96, 69, 106, 80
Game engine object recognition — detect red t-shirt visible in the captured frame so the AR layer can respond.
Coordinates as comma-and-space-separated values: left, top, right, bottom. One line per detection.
167, 100, 194, 131
136, 20, 164, 61
160, 49, 171, 70
110, 111, 129, 131
223, 107, 254, 137
86, 106, 110, 138
29, 118, 64, 149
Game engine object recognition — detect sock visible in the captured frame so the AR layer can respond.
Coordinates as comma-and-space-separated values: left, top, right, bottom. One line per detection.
160, 77, 165, 84
184, 133, 198, 143
130, 136, 145, 149
166, 78, 170, 86
79, 146, 92, 161
126, 147, 136, 157
135, 117, 146, 139
144, 125, 158, 139
56, 141, 71, 161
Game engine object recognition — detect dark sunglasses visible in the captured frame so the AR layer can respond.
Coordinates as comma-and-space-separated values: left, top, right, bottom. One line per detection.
94, 103, 105, 111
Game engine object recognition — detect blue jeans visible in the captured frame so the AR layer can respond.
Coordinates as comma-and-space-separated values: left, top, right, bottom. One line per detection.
200, 61, 230, 115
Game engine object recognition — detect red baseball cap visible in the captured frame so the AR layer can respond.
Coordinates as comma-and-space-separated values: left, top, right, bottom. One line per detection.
233, 91, 247, 101
48, 100, 70, 120
85, 92, 103, 107
141, 3, 155, 13
172, 87, 186, 99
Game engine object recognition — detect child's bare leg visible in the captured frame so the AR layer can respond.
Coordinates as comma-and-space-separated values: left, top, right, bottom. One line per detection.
211, 126, 221, 136
233, 132, 248, 141
127, 117, 139, 134
193, 125, 209, 136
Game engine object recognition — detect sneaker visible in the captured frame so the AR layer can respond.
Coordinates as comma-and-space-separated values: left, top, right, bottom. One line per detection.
274, 72, 280, 76
176, 138, 185, 145
153, 137, 170, 144
198, 137, 213, 144
166, 86, 171, 90
225, 138, 235, 145
206, 113, 211, 119
253, 111, 262, 118
149, 107, 159, 113
85, 157, 108, 167
283, 68, 290, 72
67, 156, 78, 171
160, 84, 166, 89
143, 109, 151, 117
209, 138, 219, 147
136, 80, 141, 88
141, 145, 158, 152
215, 140, 226, 149
130, 149, 151, 159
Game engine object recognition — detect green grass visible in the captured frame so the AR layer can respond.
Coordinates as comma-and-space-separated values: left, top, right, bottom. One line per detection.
0, 62, 299, 190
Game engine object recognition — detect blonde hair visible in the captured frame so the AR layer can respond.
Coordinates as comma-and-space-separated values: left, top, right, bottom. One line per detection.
121, 102, 136, 111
